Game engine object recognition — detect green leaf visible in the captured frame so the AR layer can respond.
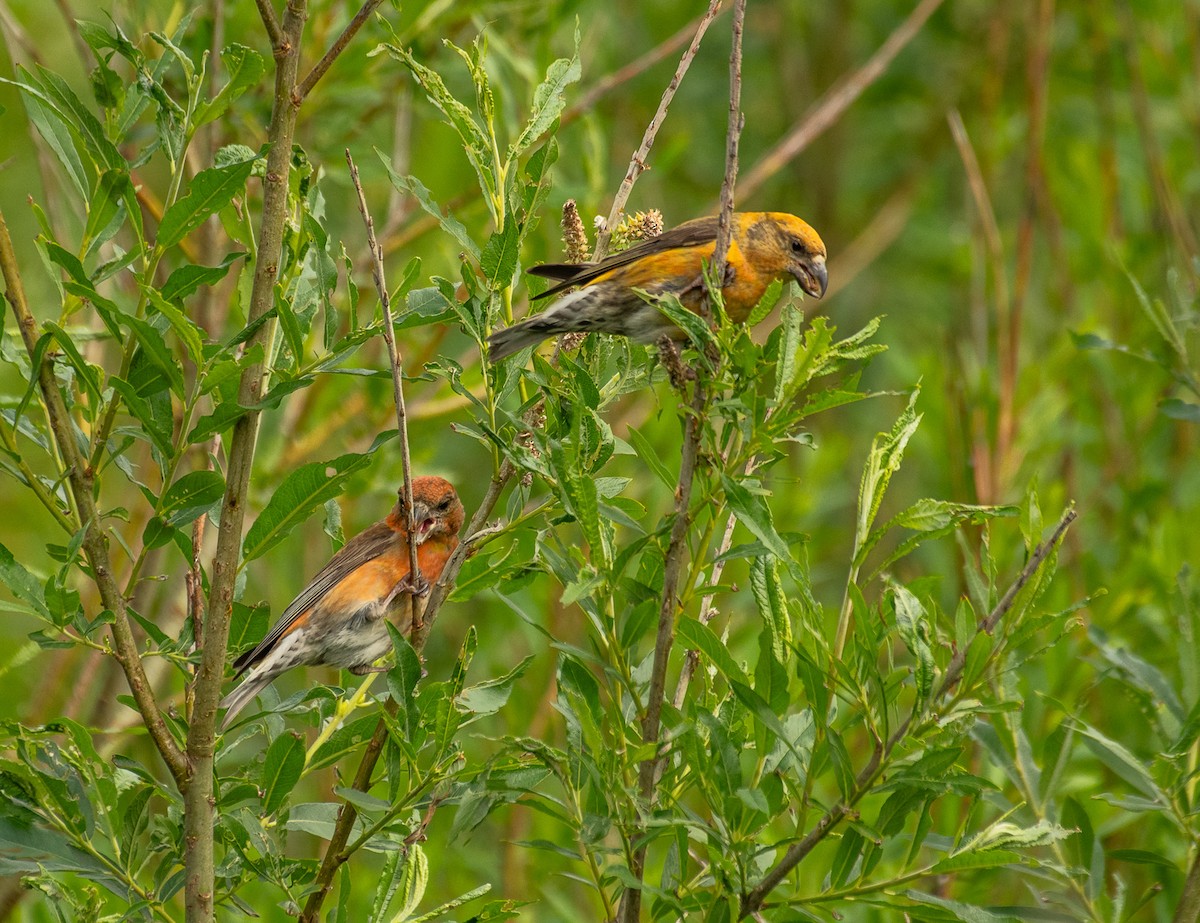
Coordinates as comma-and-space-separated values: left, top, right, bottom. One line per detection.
773, 302, 805, 403
625, 426, 674, 490
108, 378, 173, 456
720, 475, 803, 583
1161, 398, 1200, 422
383, 44, 489, 154
160, 470, 225, 526
855, 388, 921, 545
481, 220, 519, 286
160, 252, 245, 303
676, 617, 750, 687
378, 161, 480, 259
83, 170, 132, 256
890, 583, 934, 702
749, 556, 792, 659
122, 315, 184, 395
242, 449, 381, 562
195, 44, 266, 127
260, 732, 305, 814
0, 542, 51, 620
385, 624, 423, 738
459, 656, 534, 717
24, 65, 124, 170
904, 891, 1016, 922
42, 322, 103, 408
144, 287, 206, 366
647, 290, 716, 354
304, 715, 380, 774
157, 152, 260, 249
1076, 723, 1169, 806
510, 47, 581, 158
16, 83, 88, 199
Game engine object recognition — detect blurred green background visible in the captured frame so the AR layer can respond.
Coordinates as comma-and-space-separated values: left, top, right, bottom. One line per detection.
2, 0, 1198, 918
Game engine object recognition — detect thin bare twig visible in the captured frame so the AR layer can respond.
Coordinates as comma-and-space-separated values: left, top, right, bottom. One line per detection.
0, 210, 189, 785
300, 468, 512, 923
186, 3, 308, 919
619, 5, 746, 921
561, 11, 723, 126
672, 455, 755, 709
346, 149, 421, 632
594, 0, 725, 260
296, 0, 385, 102
738, 0, 946, 200
739, 507, 1077, 917
254, 0, 283, 48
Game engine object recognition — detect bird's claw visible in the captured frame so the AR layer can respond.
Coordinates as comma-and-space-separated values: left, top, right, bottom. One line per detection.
395, 572, 431, 598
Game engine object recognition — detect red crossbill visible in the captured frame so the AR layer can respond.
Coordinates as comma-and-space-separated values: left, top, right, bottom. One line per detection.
487, 211, 827, 361
220, 476, 464, 727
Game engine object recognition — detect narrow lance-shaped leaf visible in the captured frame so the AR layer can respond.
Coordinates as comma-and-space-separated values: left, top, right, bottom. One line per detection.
890, 582, 934, 703
260, 732, 305, 814
157, 151, 261, 249
243, 443, 388, 562
509, 40, 581, 159
720, 475, 804, 585
377, 160, 480, 260
194, 44, 266, 127
855, 388, 921, 552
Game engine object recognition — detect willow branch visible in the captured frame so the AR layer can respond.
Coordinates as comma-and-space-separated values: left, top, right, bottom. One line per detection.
739, 507, 1078, 917
186, 3, 308, 920
619, 4, 745, 920
0, 209, 189, 786
296, 0, 385, 102
300, 467, 512, 923
254, 0, 282, 48
346, 149, 420, 632
594, 0, 725, 259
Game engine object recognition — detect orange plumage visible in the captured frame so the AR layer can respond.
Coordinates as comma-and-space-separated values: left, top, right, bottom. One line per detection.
220, 476, 464, 727
487, 212, 827, 361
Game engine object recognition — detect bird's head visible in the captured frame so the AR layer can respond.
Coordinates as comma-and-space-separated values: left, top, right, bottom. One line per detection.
393, 476, 465, 542
758, 213, 828, 299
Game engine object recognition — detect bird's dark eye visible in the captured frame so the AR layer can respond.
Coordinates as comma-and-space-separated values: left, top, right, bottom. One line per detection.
437, 498, 452, 511
790, 238, 804, 253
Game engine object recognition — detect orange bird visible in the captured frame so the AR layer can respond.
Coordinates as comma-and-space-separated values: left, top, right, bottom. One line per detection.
487, 212, 827, 361
220, 476, 464, 727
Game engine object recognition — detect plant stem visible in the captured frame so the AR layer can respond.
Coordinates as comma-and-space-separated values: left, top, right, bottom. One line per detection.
0, 209, 189, 785
183, 4, 307, 920
346, 149, 422, 633
594, 0, 725, 260
619, 3, 745, 918
300, 466, 512, 922
738, 507, 1077, 917
295, 0, 385, 102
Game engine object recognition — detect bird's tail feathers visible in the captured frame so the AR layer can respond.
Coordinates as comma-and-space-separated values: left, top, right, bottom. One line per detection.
488, 289, 591, 360
219, 669, 277, 729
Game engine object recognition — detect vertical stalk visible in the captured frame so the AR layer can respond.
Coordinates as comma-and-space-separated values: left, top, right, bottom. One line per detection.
618, 3, 745, 919
183, 4, 307, 920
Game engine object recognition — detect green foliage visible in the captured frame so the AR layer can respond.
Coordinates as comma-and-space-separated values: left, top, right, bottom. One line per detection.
0, 2, 1197, 922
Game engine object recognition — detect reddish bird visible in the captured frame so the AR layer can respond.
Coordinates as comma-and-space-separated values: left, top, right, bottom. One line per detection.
487, 211, 828, 361
220, 476, 464, 727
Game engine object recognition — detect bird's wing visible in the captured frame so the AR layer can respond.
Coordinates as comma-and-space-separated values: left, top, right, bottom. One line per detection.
528, 216, 719, 300
231, 522, 402, 675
